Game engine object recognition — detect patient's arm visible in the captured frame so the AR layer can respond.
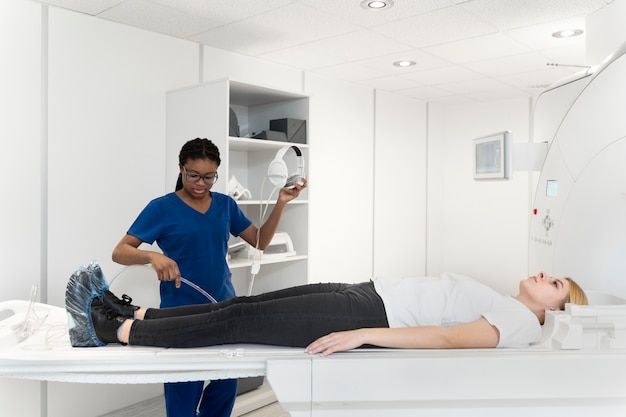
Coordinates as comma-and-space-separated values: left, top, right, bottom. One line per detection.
305, 318, 500, 357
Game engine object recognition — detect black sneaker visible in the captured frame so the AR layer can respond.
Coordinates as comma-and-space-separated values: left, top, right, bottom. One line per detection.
91, 298, 126, 345
102, 290, 140, 318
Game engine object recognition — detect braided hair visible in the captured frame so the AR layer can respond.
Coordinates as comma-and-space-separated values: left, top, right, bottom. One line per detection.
175, 138, 221, 191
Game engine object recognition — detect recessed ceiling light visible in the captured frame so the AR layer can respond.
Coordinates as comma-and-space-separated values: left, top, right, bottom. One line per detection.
552, 29, 584, 38
393, 60, 416, 67
360, 0, 394, 10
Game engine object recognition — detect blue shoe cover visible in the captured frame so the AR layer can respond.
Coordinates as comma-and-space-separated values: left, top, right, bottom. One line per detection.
65, 267, 106, 347
86, 260, 109, 296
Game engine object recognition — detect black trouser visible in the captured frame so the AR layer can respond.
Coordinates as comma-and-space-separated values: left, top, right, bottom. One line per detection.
130, 281, 389, 348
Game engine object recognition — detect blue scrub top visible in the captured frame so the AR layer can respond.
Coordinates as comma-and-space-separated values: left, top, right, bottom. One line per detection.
128, 192, 251, 307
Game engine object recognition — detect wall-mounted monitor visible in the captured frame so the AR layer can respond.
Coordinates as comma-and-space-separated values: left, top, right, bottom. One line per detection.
546, 179, 558, 197
473, 131, 512, 180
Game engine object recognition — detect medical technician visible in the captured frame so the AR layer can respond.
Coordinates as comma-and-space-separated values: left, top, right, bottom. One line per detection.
111, 138, 306, 417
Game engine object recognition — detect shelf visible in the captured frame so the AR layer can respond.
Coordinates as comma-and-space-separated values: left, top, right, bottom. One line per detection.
228, 255, 308, 270
229, 137, 308, 152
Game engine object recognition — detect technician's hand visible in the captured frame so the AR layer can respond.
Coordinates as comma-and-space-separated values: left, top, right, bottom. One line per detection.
278, 177, 307, 203
305, 329, 366, 357
149, 253, 182, 288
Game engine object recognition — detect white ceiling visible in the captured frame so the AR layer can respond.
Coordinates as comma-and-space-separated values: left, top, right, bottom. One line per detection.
32, 0, 611, 104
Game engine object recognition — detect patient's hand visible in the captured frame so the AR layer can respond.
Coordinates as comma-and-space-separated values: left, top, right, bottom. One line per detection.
305, 329, 366, 357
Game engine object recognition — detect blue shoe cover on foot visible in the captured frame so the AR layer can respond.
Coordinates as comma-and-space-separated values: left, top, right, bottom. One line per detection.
65, 267, 106, 347
86, 260, 109, 297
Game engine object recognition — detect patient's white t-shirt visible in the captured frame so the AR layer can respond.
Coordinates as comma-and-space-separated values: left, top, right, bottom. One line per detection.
372, 273, 541, 348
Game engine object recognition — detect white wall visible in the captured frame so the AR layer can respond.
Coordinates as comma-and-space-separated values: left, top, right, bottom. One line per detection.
0, 2, 43, 417
0, 0, 42, 303
427, 98, 532, 296
425, 102, 446, 276
374, 91, 428, 278
46, 7, 199, 309
202, 45, 303, 93
305, 74, 376, 283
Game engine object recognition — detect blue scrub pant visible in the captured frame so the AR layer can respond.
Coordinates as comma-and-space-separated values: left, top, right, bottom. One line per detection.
164, 378, 237, 417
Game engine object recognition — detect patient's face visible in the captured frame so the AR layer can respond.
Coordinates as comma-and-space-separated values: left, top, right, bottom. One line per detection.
520, 271, 571, 310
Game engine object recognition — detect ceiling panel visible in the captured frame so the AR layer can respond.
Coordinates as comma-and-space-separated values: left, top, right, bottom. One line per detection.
30, 0, 611, 104
98, 0, 222, 38
191, 2, 361, 55
372, 6, 498, 48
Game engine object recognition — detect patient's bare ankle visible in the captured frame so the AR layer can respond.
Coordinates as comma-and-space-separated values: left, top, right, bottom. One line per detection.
117, 320, 132, 344
135, 308, 147, 320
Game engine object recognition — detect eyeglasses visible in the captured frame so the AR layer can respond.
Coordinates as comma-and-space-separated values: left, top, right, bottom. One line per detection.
182, 167, 219, 184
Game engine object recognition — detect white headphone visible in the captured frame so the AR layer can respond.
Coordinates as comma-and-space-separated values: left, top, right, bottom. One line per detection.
267, 146, 305, 189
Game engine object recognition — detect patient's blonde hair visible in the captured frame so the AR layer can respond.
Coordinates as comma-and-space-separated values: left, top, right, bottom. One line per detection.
565, 277, 589, 306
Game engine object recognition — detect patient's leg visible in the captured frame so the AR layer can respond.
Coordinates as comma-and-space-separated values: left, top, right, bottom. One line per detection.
126, 282, 388, 349
142, 282, 354, 320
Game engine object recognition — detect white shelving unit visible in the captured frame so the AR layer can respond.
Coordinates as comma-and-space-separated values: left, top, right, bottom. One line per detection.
166, 78, 309, 295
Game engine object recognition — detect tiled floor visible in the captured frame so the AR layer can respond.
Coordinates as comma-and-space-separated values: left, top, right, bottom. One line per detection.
241, 402, 289, 417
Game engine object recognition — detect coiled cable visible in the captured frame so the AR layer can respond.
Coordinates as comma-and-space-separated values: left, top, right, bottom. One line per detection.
109, 264, 218, 303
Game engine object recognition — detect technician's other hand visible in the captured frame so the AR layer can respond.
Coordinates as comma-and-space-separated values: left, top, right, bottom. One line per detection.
149, 253, 182, 288
279, 177, 307, 203
305, 329, 365, 357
